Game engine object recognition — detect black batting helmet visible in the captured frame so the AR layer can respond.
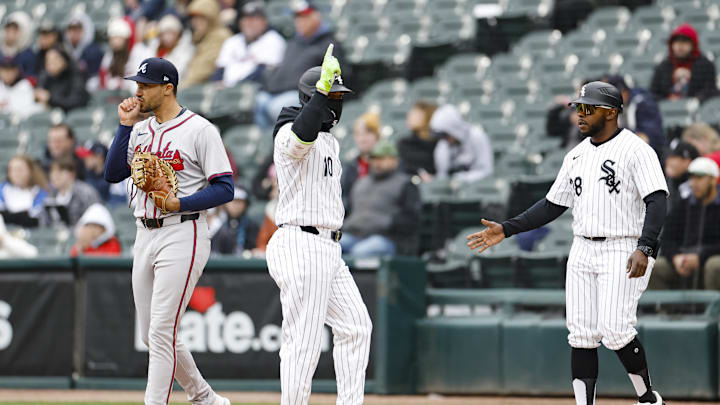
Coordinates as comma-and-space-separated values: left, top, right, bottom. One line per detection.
298, 66, 353, 102
569, 81, 623, 112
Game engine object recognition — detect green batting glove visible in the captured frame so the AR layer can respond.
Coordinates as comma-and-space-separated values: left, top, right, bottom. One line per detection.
316, 43, 341, 94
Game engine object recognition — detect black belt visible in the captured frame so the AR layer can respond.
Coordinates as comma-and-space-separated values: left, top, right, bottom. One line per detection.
279, 224, 342, 242
140, 213, 199, 229
583, 236, 606, 242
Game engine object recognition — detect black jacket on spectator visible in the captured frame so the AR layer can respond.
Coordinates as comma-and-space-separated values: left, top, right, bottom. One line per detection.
397, 133, 437, 175
662, 185, 720, 266
211, 214, 260, 254
37, 65, 89, 111
262, 25, 343, 95
650, 24, 718, 101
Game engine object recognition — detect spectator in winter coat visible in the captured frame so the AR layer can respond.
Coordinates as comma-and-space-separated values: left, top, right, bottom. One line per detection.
0, 155, 48, 228
398, 100, 438, 178
602, 74, 665, 158
76, 141, 111, 202
70, 203, 122, 257
45, 157, 100, 227
211, 186, 260, 254
141, 14, 193, 81
183, 0, 232, 87
89, 17, 151, 92
650, 23, 718, 101
63, 11, 104, 78
665, 141, 699, 213
341, 140, 422, 257
29, 20, 61, 78
429, 104, 494, 183
35, 47, 89, 112
214, 1, 286, 87
341, 112, 381, 209
254, 1, 344, 128
0, 12, 35, 76
0, 57, 42, 118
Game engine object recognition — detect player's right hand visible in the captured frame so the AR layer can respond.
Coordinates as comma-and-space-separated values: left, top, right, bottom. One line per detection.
118, 97, 143, 126
316, 43, 341, 95
466, 218, 505, 254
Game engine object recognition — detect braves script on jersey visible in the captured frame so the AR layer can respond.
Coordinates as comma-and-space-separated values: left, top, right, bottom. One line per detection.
126, 109, 233, 218
266, 123, 371, 405
546, 129, 668, 350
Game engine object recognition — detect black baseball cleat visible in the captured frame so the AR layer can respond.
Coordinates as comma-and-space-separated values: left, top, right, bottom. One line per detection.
634, 390, 664, 405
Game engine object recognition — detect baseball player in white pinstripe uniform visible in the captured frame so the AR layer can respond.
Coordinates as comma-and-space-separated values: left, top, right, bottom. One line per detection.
105, 58, 233, 405
468, 82, 668, 405
265, 45, 372, 405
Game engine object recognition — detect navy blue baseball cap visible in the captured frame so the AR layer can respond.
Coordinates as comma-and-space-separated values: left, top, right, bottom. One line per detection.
125, 57, 179, 89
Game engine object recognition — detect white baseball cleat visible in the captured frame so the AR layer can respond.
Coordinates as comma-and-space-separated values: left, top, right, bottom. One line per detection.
211, 393, 231, 405
634, 391, 664, 405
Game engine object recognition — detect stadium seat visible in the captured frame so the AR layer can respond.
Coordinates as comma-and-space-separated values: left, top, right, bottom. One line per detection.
512, 30, 562, 61
580, 6, 631, 34
697, 96, 720, 126
477, 252, 517, 288
658, 98, 699, 129
487, 53, 533, 79
574, 53, 624, 79
505, 174, 555, 218
516, 251, 566, 288
407, 77, 452, 104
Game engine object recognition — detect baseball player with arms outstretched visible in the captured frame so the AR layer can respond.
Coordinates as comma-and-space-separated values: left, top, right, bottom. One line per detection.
104, 57, 234, 405
266, 44, 372, 405
467, 82, 668, 405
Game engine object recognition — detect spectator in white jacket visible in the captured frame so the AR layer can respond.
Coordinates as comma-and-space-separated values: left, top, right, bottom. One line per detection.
0, 57, 42, 117
88, 17, 151, 92
141, 14, 193, 81
214, 1, 286, 87
429, 104, 493, 183
0, 215, 38, 258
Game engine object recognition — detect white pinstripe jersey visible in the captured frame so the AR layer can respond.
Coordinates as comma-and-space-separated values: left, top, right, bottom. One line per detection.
273, 123, 344, 230
125, 109, 233, 219
546, 129, 668, 238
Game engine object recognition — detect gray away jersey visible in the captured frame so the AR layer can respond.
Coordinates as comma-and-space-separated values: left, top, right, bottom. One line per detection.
273, 122, 344, 230
546, 129, 668, 238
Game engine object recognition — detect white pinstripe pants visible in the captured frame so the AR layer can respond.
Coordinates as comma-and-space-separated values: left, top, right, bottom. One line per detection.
566, 236, 654, 351
266, 227, 373, 405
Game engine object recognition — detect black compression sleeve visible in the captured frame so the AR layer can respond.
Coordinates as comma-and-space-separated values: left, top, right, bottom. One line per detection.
501, 198, 568, 237
291, 92, 328, 143
637, 190, 666, 253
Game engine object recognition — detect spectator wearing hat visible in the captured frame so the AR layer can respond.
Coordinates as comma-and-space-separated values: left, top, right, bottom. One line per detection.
430, 104, 493, 183
398, 100, 439, 177
602, 74, 664, 158
0, 11, 35, 76
651, 157, 720, 290
665, 141, 700, 212
35, 47, 90, 112
211, 186, 260, 254
341, 140, 422, 257
77, 141, 111, 201
0, 155, 48, 228
45, 157, 100, 227
90, 17, 151, 92
254, 0, 345, 128
70, 203, 122, 257
30, 19, 61, 78
63, 11, 103, 78
341, 112, 381, 207
650, 23, 718, 101
182, 0, 232, 88
0, 57, 42, 117
142, 14, 194, 80
214, 1, 286, 87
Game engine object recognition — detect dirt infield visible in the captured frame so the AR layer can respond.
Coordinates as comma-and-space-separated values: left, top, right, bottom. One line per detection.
0, 390, 717, 405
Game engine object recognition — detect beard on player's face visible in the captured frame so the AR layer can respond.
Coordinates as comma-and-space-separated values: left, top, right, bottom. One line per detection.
579, 113, 606, 137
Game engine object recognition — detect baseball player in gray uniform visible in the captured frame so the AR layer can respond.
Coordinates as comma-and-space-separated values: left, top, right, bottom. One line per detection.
467, 82, 668, 405
104, 57, 234, 405
265, 44, 372, 405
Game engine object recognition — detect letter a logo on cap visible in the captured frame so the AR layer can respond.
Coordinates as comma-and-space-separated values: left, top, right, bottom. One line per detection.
163, 75, 169, 82
139, 63, 148, 74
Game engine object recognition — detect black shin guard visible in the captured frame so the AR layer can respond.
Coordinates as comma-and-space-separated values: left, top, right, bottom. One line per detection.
615, 338, 656, 403
571, 348, 598, 405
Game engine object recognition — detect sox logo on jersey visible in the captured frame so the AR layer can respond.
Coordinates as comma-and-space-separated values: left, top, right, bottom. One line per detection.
547, 128, 668, 351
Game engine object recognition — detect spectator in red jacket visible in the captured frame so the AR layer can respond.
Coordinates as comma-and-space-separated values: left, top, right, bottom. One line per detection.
70, 203, 121, 257
650, 23, 718, 101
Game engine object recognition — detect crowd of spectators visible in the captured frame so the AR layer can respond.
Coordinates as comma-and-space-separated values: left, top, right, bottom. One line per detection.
0, 0, 718, 295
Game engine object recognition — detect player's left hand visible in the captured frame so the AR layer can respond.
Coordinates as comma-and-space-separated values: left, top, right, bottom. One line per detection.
626, 250, 649, 278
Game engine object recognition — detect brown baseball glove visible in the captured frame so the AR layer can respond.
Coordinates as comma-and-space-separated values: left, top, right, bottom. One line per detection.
130, 152, 179, 214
